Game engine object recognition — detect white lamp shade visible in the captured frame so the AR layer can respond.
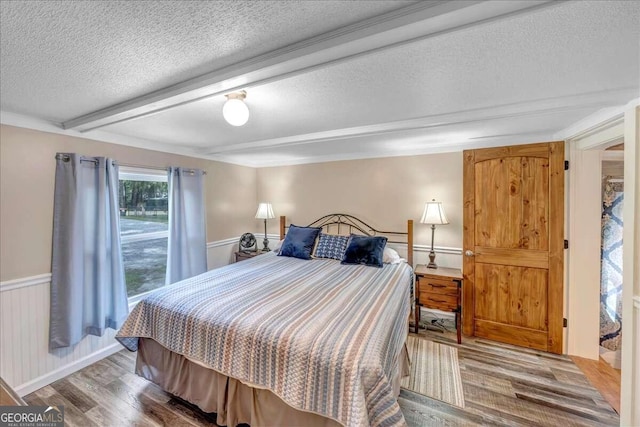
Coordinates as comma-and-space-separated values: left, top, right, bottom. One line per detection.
420, 200, 449, 225
223, 98, 249, 126
255, 202, 275, 219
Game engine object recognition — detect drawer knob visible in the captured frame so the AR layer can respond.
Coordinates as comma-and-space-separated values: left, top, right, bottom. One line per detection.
465, 250, 475, 257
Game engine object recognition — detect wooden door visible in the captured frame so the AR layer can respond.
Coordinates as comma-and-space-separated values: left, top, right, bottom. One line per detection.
462, 141, 564, 354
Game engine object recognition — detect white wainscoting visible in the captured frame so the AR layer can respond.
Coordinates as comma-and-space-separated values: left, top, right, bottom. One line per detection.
243, 232, 463, 267
0, 274, 121, 396
0, 237, 239, 397
206, 236, 239, 269
0, 236, 461, 397
244, 233, 463, 269
411, 244, 462, 270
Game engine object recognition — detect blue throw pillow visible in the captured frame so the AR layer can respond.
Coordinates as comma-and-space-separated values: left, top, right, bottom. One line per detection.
341, 235, 388, 268
314, 233, 349, 260
278, 225, 322, 260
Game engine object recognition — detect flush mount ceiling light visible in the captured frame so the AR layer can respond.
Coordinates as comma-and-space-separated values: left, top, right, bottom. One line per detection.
222, 90, 249, 126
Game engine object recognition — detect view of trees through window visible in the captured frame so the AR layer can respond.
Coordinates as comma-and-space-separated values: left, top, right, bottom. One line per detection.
119, 180, 168, 221
119, 178, 169, 297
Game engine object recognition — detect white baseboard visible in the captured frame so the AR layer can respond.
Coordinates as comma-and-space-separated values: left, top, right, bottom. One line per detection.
13, 342, 123, 397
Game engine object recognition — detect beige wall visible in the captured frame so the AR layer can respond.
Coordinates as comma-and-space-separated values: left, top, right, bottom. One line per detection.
0, 125, 256, 281
256, 152, 464, 255
0, 128, 464, 280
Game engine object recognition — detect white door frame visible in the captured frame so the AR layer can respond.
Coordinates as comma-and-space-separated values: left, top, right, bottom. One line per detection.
566, 116, 623, 360
620, 105, 638, 426
564, 100, 638, 425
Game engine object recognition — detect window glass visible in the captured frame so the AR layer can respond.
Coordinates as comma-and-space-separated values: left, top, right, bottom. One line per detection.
118, 174, 168, 298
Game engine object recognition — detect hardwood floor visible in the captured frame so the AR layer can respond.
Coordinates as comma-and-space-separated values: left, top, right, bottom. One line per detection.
24, 351, 222, 427
23, 330, 619, 426
570, 355, 621, 414
401, 328, 618, 426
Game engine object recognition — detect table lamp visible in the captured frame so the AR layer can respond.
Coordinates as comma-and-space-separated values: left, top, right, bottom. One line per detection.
255, 202, 275, 251
420, 199, 449, 268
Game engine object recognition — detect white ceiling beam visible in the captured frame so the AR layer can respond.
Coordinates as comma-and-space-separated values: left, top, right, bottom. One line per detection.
62, 0, 556, 132
203, 88, 631, 155
208, 131, 556, 168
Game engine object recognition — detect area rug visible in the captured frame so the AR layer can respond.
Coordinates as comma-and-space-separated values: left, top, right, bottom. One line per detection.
401, 335, 465, 408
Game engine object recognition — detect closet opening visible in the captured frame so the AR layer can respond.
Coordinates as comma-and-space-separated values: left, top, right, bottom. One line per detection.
600, 145, 624, 370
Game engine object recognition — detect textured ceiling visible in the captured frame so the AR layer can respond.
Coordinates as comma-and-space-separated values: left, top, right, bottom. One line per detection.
1, 1, 639, 167
0, 0, 411, 120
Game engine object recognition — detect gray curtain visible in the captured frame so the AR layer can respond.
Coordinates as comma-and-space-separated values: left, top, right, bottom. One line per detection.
50, 153, 128, 350
166, 167, 207, 284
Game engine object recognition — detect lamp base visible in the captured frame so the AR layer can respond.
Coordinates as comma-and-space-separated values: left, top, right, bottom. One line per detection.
261, 218, 271, 251
262, 237, 271, 252
427, 250, 437, 269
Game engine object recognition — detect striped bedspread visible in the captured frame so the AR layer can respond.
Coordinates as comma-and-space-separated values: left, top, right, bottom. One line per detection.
116, 252, 413, 427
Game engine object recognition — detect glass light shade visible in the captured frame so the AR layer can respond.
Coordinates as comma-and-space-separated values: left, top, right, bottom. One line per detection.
223, 98, 249, 126
420, 200, 449, 225
255, 202, 275, 219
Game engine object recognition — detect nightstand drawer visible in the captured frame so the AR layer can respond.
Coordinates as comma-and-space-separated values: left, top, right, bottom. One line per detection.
417, 277, 458, 295
414, 264, 463, 341
418, 292, 458, 312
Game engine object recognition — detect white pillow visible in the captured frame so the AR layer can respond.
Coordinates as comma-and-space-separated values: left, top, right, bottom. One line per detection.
272, 239, 284, 253
383, 247, 405, 264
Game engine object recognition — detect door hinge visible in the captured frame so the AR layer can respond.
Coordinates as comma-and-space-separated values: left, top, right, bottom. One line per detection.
563, 318, 568, 327
564, 160, 569, 170
564, 239, 569, 249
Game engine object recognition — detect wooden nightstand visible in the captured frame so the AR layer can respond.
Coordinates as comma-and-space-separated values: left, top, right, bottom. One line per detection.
414, 265, 463, 343
235, 250, 266, 262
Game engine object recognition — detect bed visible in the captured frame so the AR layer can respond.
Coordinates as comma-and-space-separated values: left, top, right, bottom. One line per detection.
116, 214, 414, 427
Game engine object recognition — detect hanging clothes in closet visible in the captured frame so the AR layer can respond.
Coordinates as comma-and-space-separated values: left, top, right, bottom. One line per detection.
599, 177, 623, 361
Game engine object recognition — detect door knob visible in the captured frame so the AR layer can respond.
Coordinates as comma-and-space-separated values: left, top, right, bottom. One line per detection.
465, 250, 475, 257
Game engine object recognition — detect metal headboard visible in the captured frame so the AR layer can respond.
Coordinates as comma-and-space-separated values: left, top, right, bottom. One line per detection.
279, 214, 414, 267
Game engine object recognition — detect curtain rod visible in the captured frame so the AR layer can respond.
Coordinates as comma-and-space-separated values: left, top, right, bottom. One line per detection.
55, 154, 207, 175
119, 162, 168, 171
121, 162, 208, 175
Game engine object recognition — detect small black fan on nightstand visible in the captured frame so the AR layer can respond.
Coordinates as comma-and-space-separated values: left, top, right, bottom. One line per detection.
239, 233, 257, 253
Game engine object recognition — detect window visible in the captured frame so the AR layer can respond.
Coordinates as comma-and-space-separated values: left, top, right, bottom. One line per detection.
118, 167, 168, 299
